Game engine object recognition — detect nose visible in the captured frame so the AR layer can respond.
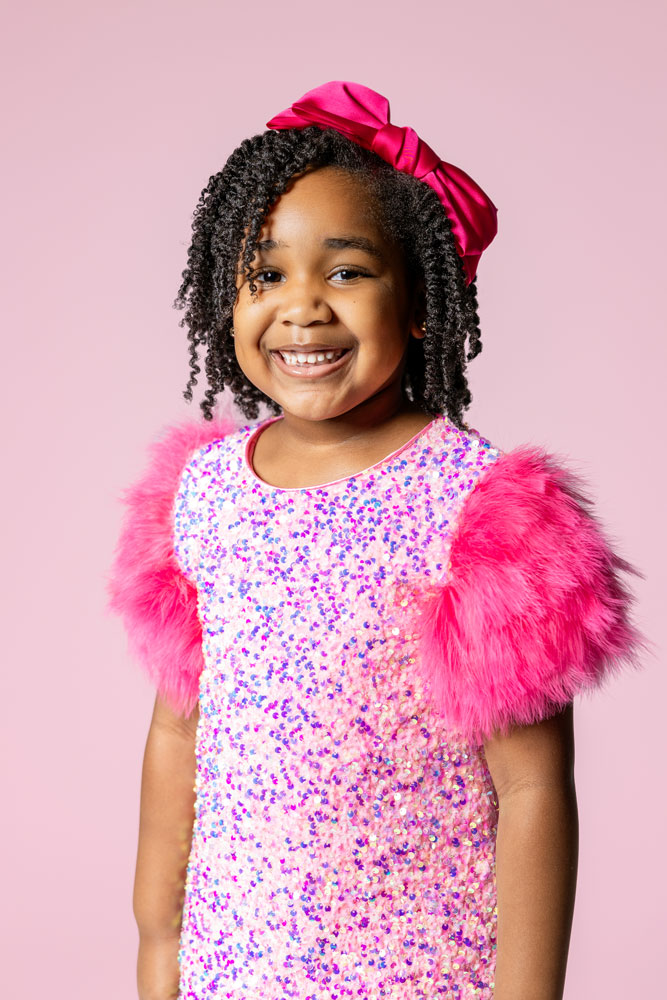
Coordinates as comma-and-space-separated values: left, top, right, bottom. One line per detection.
278, 276, 334, 326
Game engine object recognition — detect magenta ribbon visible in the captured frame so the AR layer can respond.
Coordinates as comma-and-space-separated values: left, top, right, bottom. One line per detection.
266, 80, 498, 286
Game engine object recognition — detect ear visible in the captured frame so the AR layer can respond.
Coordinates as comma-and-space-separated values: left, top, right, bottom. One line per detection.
408, 277, 427, 340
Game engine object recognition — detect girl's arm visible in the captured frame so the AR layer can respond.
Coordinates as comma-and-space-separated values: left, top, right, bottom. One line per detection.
414, 442, 647, 996
483, 702, 579, 1000
134, 694, 199, 1000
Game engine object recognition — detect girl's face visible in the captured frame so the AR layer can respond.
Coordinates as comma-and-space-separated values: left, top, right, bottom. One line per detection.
232, 166, 425, 424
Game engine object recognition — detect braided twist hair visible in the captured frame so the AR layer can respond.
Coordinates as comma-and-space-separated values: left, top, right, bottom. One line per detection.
174, 125, 484, 427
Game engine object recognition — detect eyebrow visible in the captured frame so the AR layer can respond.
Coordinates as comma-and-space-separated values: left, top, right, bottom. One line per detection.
255, 236, 386, 262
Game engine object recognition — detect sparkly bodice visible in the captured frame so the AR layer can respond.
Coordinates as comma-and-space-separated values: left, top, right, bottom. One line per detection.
173, 413, 503, 999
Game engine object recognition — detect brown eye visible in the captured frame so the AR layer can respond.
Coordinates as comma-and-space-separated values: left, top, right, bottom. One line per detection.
251, 269, 282, 285
331, 268, 368, 281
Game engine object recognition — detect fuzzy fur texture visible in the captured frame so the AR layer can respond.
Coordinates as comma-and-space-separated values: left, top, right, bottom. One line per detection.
417, 444, 649, 744
106, 408, 240, 717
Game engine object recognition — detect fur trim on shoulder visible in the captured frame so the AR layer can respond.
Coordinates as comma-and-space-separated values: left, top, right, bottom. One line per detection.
105, 406, 240, 717
417, 444, 650, 744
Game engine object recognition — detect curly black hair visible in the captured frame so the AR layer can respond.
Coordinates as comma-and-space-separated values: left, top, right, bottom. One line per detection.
173, 125, 484, 428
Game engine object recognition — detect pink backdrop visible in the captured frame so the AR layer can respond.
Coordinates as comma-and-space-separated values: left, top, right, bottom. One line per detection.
2, 1, 664, 996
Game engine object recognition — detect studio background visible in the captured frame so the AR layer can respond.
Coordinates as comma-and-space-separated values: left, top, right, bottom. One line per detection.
2, 1, 664, 996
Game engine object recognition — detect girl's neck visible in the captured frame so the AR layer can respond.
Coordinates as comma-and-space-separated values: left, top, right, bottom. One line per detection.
250, 398, 435, 491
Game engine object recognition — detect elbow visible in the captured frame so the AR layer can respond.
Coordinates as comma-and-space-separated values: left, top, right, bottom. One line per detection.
133, 882, 185, 942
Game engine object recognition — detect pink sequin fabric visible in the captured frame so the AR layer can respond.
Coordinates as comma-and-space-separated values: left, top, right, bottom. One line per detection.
174, 412, 503, 999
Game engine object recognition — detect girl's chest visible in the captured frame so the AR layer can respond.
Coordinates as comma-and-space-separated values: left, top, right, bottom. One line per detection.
193, 485, 457, 743
196, 478, 458, 610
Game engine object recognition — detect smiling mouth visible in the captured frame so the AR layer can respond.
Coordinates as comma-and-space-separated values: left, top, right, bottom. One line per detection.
270, 347, 352, 376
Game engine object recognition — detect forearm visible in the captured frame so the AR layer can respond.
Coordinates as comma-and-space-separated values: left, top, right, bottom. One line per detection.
134, 699, 198, 999
493, 783, 579, 1000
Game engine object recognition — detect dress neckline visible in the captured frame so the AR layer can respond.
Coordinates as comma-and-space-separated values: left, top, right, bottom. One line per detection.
242, 413, 445, 492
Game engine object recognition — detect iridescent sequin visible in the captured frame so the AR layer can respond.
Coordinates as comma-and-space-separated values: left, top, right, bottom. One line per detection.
174, 413, 503, 999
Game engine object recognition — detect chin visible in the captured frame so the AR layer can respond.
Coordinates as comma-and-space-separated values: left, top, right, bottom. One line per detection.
280, 397, 353, 421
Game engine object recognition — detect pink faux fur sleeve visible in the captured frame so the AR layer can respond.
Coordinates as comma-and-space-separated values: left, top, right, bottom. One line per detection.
106, 412, 238, 717
417, 444, 650, 744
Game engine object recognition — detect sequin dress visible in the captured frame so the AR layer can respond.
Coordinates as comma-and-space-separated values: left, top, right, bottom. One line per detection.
173, 413, 504, 999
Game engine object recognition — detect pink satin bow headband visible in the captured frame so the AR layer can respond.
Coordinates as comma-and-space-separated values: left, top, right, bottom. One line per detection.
266, 80, 498, 286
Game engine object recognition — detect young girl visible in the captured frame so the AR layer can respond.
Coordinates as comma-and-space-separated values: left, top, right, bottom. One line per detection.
107, 80, 648, 1000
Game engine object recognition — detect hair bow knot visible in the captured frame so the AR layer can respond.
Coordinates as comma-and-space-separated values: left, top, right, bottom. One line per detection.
266, 80, 498, 285
371, 123, 441, 179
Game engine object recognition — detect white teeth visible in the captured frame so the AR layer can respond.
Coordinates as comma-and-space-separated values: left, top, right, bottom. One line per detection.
278, 349, 346, 367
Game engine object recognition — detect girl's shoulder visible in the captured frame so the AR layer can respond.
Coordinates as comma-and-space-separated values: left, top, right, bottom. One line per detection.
145, 407, 253, 490
433, 415, 619, 538
432, 415, 505, 478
